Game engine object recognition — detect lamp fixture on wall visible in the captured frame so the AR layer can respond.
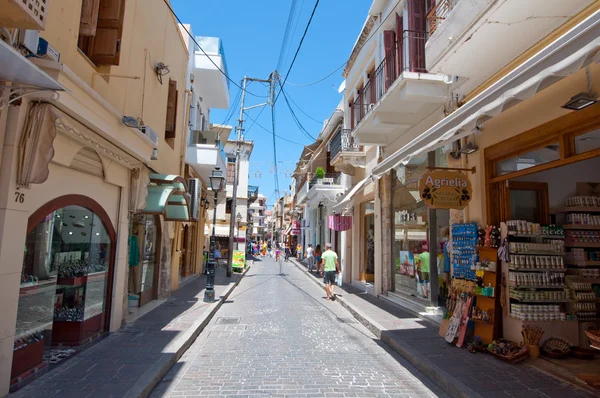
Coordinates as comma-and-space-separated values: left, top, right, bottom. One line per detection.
563, 67, 597, 111
154, 62, 170, 84
450, 140, 479, 159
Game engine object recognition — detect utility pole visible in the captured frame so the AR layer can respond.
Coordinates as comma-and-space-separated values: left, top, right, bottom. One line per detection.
228, 75, 272, 276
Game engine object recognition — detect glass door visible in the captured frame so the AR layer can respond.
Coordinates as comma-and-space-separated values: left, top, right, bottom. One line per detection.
361, 201, 375, 282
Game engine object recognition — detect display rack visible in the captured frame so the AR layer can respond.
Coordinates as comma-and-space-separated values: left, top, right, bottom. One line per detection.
472, 246, 502, 343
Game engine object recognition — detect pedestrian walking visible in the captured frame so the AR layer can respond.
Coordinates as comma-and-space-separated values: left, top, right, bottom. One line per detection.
314, 244, 322, 273
296, 243, 302, 260
305, 244, 315, 272
320, 243, 340, 300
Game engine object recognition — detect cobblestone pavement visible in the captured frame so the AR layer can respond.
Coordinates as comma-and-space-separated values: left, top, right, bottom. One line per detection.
150, 257, 448, 398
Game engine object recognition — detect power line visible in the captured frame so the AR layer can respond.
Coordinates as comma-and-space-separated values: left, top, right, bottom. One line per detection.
278, 78, 317, 141
161, 0, 265, 98
280, 85, 322, 124
274, 0, 320, 105
282, 0, 306, 72
286, 61, 347, 87
271, 99, 280, 197
244, 110, 306, 146
276, 0, 300, 71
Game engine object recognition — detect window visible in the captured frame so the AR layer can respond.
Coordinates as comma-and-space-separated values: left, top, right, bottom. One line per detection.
226, 199, 232, 215
165, 79, 178, 148
78, 0, 126, 66
495, 143, 561, 176
574, 129, 600, 154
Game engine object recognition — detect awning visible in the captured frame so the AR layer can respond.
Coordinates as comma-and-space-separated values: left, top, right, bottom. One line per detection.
332, 176, 371, 213
141, 174, 191, 221
204, 224, 231, 237
373, 9, 600, 178
0, 39, 66, 91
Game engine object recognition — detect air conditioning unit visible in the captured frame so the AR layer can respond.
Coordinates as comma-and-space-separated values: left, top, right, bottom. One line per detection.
0, 0, 48, 30
188, 178, 200, 220
140, 126, 159, 148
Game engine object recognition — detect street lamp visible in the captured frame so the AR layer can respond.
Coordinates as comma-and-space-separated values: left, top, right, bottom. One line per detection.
235, 212, 242, 250
204, 167, 225, 303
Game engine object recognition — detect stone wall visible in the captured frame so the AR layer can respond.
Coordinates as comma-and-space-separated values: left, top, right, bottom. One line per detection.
380, 174, 393, 293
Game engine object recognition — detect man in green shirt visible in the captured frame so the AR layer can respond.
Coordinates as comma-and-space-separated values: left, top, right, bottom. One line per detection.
320, 243, 340, 300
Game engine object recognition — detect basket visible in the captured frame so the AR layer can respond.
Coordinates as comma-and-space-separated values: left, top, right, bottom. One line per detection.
585, 330, 600, 348
572, 347, 596, 360
542, 337, 571, 359
487, 340, 529, 364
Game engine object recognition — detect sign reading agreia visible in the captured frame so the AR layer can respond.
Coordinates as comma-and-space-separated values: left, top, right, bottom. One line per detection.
419, 170, 472, 210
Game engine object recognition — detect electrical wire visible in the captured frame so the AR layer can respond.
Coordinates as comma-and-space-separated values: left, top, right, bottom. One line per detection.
161, 0, 266, 98
244, 111, 306, 146
274, 0, 320, 105
279, 85, 322, 124
276, 0, 300, 71
278, 78, 317, 141
285, 61, 347, 87
271, 104, 280, 198
281, 0, 306, 72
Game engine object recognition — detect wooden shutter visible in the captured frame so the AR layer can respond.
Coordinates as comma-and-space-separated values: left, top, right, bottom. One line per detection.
350, 101, 355, 129
369, 72, 376, 104
165, 79, 178, 139
88, 0, 126, 65
383, 30, 396, 91
395, 13, 404, 75
79, 0, 100, 36
407, 0, 427, 72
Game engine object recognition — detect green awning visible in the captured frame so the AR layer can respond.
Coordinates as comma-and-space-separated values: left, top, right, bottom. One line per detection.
141, 173, 191, 221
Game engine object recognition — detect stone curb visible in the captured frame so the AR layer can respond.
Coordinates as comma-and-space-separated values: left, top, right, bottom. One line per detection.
128, 266, 250, 398
288, 258, 480, 398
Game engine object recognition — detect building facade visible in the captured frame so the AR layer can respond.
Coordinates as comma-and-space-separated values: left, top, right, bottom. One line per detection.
0, 1, 230, 394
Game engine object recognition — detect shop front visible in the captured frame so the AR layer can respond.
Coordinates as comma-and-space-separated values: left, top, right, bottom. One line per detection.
1, 103, 135, 389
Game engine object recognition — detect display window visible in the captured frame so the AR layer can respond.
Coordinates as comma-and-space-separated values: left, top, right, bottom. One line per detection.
361, 201, 375, 282
13, 198, 114, 380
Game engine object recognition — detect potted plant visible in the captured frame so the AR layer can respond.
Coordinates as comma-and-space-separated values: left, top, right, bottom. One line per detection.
315, 167, 325, 184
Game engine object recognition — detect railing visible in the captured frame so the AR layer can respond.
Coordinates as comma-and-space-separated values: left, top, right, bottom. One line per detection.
352, 30, 428, 126
427, 0, 458, 35
309, 173, 342, 189
330, 129, 362, 160
248, 185, 259, 202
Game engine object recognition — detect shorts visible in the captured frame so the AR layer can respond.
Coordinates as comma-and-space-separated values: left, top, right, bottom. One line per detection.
419, 271, 430, 282
315, 256, 321, 263
323, 271, 337, 285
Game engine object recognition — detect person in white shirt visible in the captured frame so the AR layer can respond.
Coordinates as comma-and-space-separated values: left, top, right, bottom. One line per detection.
305, 244, 315, 272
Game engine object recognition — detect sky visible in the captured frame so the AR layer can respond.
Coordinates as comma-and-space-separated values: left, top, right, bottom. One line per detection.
171, 0, 372, 207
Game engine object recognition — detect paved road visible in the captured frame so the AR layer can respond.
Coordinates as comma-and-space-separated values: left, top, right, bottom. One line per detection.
150, 256, 447, 398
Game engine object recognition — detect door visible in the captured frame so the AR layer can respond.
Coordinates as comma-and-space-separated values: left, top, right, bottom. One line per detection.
508, 182, 550, 224
361, 201, 376, 282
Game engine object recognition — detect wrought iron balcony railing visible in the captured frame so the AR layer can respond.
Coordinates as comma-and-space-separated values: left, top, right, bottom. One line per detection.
330, 129, 362, 160
352, 30, 428, 126
427, 0, 459, 35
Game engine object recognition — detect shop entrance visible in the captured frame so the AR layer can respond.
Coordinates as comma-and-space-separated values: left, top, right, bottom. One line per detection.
129, 214, 160, 308
13, 197, 115, 381
361, 201, 375, 282
486, 119, 600, 391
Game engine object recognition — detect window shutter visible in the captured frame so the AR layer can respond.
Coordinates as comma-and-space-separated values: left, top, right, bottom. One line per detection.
369, 72, 376, 104
79, 0, 100, 36
395, 13, 404, 75
88, 0, 126, 66
383, 30, 396, 91
407, 0, 427, 72
349, 101, 355, 129
165, 79, 178, 139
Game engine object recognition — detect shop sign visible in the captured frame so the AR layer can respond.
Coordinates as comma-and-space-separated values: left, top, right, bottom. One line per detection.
232, 250, 245, 268
291, 220, 301, 235
328, 215, 352, 231
398, 251, 415, 276
419, 170, 472, 210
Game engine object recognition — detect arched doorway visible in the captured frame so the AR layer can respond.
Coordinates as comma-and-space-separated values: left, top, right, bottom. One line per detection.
13, 195, 116, 378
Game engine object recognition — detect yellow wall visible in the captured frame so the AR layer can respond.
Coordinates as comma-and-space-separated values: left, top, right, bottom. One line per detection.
41, 0, 190, 176
463, 64, 600, 225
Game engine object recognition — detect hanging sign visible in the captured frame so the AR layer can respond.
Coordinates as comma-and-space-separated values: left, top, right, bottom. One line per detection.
419, 170, 472, 210
328, 215, 352, 231
291, 220, 301, 235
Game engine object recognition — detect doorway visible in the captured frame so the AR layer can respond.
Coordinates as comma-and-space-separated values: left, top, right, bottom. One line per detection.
361, 201, 375, 282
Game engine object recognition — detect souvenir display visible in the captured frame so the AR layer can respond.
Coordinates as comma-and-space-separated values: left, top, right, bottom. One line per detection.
452, 223, 478, 280
565, 196, 600, 207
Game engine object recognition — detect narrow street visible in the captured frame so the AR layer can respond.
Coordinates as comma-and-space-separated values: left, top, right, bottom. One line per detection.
150, 258, 446, 398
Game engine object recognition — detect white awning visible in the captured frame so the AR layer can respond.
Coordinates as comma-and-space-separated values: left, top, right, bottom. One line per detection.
0, 39, 66, 91
373, 9, 600, 178
204, 224, 231, 237
332, 176, 371, 214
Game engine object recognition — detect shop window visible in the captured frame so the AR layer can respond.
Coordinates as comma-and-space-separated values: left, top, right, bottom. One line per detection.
77, 0, 126, 66
574, 128, 600, 154
14, 204, 113, 378
361, 201, 376, 282
165, 79, 178, 149
495, 143, 560, 176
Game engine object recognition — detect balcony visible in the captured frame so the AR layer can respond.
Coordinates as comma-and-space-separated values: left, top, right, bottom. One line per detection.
193, 37, 230, 109
248, 185, 259, 203
186, 129, 227, 182
425, 0, 594, 96
330, 129, 365, 175
294, 173, 345, 205
351, 30, 448, 146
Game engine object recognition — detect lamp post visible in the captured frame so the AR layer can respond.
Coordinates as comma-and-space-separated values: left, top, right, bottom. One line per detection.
204, 167, 225, 303
235, 212, 242, 250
